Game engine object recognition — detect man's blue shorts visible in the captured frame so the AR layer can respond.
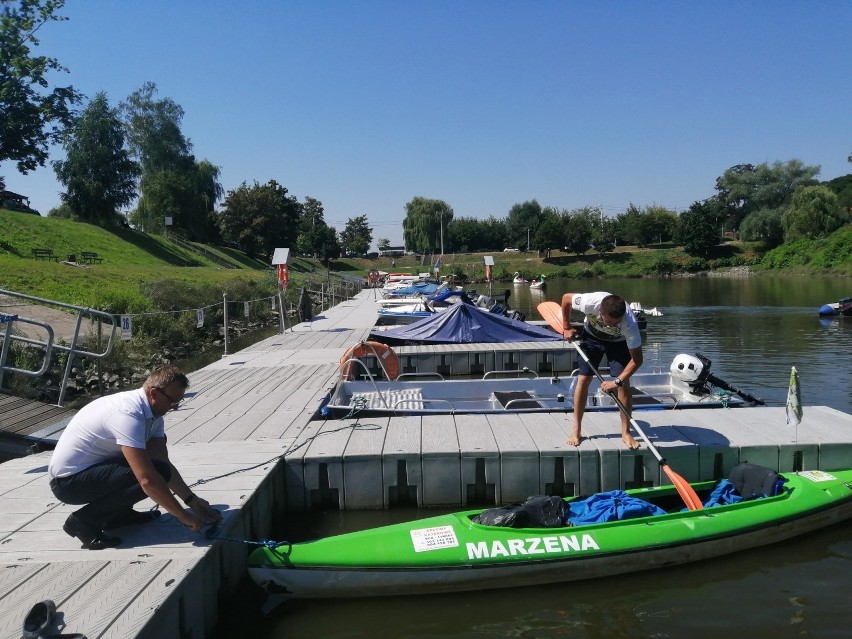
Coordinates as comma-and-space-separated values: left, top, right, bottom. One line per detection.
576, 328, 631, 377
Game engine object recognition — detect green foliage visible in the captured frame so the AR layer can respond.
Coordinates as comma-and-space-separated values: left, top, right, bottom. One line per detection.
738, 207, 785, 247
714, 160, 820, 229
504, 200, 543, 249
52, 92, 139, 225
340, 214, 372, 255
677, 200, 721, 256
218, 180, 300, 259
783, 185, 846, 241
403, 197, 453, 253
0, 0, 83, 173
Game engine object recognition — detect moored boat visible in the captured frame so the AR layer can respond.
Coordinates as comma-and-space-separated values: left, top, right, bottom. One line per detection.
247, 467, 852, 598
323, 350, 763, 417
818, 297, 852, 317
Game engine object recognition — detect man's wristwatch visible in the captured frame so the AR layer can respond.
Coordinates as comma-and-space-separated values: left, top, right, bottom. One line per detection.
613, 377, 623, 387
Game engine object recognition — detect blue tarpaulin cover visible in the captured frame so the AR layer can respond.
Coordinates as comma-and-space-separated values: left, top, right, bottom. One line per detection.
386, 282, 442, 296
369, 302, 562, 346
567, 490, 667, 525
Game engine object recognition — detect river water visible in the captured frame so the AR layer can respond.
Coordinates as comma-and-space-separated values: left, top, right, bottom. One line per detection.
215, 275, 852, 639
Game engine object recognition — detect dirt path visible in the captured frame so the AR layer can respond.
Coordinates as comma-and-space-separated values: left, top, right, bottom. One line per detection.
0, 295, 89, 342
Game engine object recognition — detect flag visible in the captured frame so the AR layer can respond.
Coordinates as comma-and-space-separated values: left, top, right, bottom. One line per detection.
786, 366, 802, 426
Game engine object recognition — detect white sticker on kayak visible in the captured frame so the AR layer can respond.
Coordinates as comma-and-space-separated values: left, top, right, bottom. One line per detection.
799, 470, 836, 482
410, 525, 459, 552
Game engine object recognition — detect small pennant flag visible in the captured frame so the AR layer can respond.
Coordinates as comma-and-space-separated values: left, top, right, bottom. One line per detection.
786, 366, 802, 426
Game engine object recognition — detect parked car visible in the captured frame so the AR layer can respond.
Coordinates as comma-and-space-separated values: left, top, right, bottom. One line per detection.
503, 247, 520, 252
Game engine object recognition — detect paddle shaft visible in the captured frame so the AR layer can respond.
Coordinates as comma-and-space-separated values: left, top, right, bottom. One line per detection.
570, 342, 664, 464
570, 341, 703, 511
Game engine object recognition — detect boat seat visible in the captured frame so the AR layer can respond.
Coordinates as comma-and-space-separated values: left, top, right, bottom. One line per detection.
729, 462, 786, 501
494, 391, 541, 410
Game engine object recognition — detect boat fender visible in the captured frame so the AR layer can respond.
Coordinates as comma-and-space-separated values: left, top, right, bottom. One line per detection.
729, 462, 787, 501
340, 341, 400, 381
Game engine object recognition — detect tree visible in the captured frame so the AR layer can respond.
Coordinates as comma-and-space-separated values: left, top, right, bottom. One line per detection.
738, 207, 785, 248
217, 180, 300, 259
121, 82, 221, 237
782, 185, 847, 241
377, 238, 391, 252
0, 0, 82, 174
532, 207, 566, 257
563, 207, 596, 256
52, 92, 139, 225
402, 197, 453, 254
505, 199, 543, 250
714, 160, 820, 230
677, 200, 721, 256
340, 214, 372, 255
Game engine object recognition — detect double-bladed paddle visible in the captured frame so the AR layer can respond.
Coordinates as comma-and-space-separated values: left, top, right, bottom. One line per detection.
536, 301, 704, 511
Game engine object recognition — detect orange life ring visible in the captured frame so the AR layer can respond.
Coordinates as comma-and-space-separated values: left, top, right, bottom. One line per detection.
340, 341, 399, 381
367, 269, 381, 286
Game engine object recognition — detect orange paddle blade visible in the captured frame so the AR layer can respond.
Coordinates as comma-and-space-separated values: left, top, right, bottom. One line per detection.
662, 464, 704, 511
537, 301, 564, 334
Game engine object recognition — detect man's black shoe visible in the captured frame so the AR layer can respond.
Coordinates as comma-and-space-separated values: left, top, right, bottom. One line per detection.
63, 514, 121, 550
104, 508, 161, 529
22, 599, 55, 638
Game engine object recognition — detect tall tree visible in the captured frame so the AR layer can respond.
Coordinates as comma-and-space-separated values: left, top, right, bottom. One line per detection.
217, 180, 300, 259
121, 82, 221, 237
530, 207, 566, 257
782, 185, 847, 241
563, 207, 595, 256
677, 199, 721, 256
505, 199, 543, 250
52, 92, 139, 225
714, 160, 820, 230
402, 197, 453, 254
0, 0, 82, 176
340, 214, 372, 255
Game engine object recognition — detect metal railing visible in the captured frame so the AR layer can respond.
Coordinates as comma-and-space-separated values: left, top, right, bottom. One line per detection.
0, 289, 118, 406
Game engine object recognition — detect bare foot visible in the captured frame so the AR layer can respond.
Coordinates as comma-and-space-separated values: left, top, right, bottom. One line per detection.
567, 433, 582, 447
623, 434, 640, 450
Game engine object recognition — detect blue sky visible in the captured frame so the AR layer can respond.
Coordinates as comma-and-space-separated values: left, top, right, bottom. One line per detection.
5, 1, 851, 247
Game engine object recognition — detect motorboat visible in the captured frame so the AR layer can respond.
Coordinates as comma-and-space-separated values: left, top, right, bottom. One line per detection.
818, 297, 852, 317
321, 349, 763, 417
247, 467, 852, 598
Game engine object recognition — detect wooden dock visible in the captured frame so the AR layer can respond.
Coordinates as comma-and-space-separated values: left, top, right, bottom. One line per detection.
2, 288, 852, 639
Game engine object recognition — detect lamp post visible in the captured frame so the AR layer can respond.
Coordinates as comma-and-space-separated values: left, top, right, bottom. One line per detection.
440, 210, 444, 257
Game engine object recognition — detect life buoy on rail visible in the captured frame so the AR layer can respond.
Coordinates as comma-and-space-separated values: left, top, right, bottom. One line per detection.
340, 341, 399, 381
367, 269, 381, 286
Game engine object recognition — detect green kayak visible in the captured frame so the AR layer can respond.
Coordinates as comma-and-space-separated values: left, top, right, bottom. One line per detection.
248, 468, 852, 598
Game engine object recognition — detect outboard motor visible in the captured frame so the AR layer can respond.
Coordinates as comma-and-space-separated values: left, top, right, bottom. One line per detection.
670, 353, 713, 396
670, 352, 765, 405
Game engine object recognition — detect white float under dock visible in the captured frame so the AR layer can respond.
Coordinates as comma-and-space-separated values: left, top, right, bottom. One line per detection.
2, 288, 851, 639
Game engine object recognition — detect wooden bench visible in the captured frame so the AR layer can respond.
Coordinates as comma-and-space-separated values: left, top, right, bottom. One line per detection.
80, 251, 103, 264
31, 248, 58, 261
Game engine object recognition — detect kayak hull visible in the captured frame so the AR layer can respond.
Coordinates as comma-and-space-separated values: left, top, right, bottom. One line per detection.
248, 470, 852, 598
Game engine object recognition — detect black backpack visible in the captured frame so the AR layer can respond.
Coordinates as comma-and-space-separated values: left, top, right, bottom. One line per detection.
474, 495, 568, 528
729, 462, 786, 500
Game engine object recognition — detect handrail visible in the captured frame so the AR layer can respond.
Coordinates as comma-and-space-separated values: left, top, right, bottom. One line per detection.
483, 367, 537, 380
338, 358, 391, 409
396, 372, 445, 381
0, 289, 118, 406
0, 315, 55, 382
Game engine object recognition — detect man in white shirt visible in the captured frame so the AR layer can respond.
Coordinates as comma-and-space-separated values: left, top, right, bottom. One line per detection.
561, 292, 643, 449
48, 366, 222, 549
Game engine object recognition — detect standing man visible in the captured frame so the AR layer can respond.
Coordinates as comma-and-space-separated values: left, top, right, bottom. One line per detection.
48, 365, 222, 549
561, 292, 643, 449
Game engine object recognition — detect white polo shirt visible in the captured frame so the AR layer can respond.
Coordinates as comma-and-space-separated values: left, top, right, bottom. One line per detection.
48, 388, 164, 480
571, 292, 642, 349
